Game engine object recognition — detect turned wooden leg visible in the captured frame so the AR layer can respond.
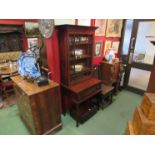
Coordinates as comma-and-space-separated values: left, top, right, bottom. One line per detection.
96, 94, 101, 110
76, 104, 79, 127
61, 93, 66, 116
110, 93, 113, 104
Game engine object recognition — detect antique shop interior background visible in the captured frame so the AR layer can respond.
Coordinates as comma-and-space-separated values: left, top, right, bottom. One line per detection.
0, 19, 155, 135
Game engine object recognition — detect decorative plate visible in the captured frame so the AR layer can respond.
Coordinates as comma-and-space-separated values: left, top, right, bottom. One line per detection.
18, 52, 41, 79
38, 19, 55, 38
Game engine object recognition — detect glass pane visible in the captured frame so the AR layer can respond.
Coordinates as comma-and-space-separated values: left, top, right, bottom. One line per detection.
128, 67, 151, 90
133, 21, 155, 64
122, 19, 133, 55
69, 34, 92, 75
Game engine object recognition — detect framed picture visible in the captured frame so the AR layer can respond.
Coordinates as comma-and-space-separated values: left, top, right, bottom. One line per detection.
25, 22, 41, 38
94, 42, 102, 57
106, 19, 123, 37
103, 40, 112, 55
27, 38, 39, 48
112, 41, 120, 53
95, 19, 107, 36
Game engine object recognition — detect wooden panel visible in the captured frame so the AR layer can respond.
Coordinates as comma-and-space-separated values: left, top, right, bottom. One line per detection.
70, 78, 101, 93
147, 64, 155, 93
14, 84, 35, 134
0, 26, 23, 52
100, 61, 121, 84
125, 121, 135, 135
132, 106, 155, 135
141, 93, 155, 121
30, 88, 61, 134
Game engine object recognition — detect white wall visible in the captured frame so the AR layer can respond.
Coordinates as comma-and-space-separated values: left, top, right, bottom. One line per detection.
54, 19, 75, 25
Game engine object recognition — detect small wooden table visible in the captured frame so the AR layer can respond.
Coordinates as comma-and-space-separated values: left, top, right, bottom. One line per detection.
0, 63, 18, 75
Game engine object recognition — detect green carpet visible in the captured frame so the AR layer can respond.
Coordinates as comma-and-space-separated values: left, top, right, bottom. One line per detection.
0, 90, 142, 135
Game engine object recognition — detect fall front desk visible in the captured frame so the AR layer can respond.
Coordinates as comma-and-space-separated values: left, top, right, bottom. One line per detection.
11, 75, 62, 135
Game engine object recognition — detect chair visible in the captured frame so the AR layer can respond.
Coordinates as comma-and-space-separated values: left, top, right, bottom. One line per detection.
92, 64, 114, 109
0, 74, 14, 99
100, 84, 114, 109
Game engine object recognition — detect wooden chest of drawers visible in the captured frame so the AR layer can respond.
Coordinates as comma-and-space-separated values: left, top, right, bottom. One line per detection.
11, 75, 62, 135
132, 107, 155, 135
141, 93, 155, 121
100, 61, 121, 85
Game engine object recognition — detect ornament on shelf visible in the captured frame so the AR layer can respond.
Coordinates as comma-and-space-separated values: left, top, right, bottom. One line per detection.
104, 48, 116, 63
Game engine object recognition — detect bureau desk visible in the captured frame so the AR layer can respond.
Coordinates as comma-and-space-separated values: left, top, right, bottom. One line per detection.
61, 78, 102, 127
11, 75, 62, 135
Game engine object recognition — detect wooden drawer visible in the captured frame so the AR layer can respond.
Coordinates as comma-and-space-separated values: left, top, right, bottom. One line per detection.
77, 84, 101, 100
132, 107, 155, 135
141, 93, 155, 121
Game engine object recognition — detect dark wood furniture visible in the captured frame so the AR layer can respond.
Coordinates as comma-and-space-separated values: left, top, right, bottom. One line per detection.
92, 64, 114, 109
100, 84, 114, 109
0, 25, 23, 52
11, 75, 62, 135
147, 64, 155, 93
100, 61, 121, 94
56, 25, 102, 127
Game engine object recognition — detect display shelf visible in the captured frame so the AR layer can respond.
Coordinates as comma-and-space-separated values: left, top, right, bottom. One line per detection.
69, 54, 91, 61
57, 25, 102, 126
70, 66, 91, 76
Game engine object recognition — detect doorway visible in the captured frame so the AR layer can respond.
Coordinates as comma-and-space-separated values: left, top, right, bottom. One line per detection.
121, 19, 155, 95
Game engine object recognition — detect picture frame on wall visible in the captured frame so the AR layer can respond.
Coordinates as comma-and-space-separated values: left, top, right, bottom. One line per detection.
103, 40, 112, 55
27, 38, 39, 49
106, 19, 123, 37
112, 41, 120, 53
94, 42, 102, 57
95, 19, 107, 36
25, 22, 41, 38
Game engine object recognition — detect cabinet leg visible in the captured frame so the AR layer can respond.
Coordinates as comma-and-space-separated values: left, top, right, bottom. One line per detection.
61, 92, 66, 116
96, 95, 100, 110
101, 99, 105, 110
110, 93, 113, 104
76, 104, 79, 127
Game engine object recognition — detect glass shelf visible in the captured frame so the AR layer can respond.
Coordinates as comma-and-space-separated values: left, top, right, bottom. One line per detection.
70, 66, 91, 76
69, 42, 92, 46
70, 54, 91, 61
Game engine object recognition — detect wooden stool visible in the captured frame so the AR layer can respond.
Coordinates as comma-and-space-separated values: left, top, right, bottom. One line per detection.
100, 84, 114, 109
